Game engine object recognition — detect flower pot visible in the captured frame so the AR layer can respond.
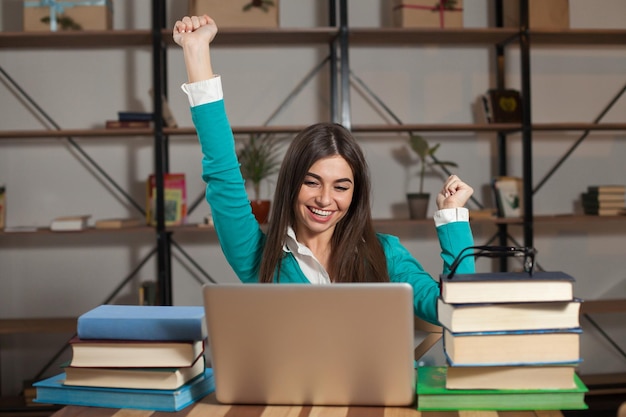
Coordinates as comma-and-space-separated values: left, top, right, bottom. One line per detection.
250, 200, 271, 224
407, 193, 430, 219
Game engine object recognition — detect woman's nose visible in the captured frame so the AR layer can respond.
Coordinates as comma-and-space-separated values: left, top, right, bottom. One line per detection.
315, 187, 331, 206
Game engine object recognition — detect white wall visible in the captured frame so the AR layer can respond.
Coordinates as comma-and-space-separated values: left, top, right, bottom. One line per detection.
0, 0, 625, 396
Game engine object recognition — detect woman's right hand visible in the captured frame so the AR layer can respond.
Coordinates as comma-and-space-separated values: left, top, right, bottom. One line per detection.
173, 15, 218, 48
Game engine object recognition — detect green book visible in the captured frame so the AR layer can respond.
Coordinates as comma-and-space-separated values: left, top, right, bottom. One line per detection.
416, 366, 588, 411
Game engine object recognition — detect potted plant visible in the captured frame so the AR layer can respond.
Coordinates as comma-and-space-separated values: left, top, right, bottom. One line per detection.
237, 134, 282, 223
406, 134, 458, 219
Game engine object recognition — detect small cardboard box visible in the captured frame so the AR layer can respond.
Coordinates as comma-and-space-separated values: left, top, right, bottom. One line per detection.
23, 0, 113, 32
392, 0, 463, 29
503, 0, 569, 29
189, 0, 279, 28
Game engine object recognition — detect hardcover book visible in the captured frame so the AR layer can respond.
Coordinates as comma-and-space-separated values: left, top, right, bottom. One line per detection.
68, 336, 205, 368
437, 297, 581, 333
34, 368, 214, 412
484, 89, 523, 123
77, 304, 207, 341
587, 185, 625, 194
443, 328, 582, 366
445, 365, 578, 390
146, 173, 187, 226
94, 218, 143, 229
50, 215, 91, 232
439, 270, 575, 304
416, 366, 587, 411
63, 356, 205, 390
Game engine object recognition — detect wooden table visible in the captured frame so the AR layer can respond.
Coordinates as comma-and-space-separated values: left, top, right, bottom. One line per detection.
49, 393, 565, 417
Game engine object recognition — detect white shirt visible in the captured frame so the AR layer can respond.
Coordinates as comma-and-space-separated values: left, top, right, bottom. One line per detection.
181, 76, 470, 283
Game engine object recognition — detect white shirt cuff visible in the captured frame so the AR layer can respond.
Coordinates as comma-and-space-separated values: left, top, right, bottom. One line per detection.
180, 75, 223, 107
433, 207, 469, 227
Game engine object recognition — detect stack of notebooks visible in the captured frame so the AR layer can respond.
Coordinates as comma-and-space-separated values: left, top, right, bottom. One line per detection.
581, 185, 626, 216
34, 305, 214, 412
417, 270, 588, 411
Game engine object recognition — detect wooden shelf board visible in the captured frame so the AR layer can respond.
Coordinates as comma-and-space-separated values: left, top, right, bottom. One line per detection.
3, 28, 622, 51
582, 299, 626, 314
3, 122, 625, 140
0, 30, 151, 49
349, 28, 519, 46
0, 318, 76, 335
529, 29, 626, 45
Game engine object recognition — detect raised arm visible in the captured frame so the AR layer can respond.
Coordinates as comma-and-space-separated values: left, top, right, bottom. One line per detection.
172, 15, 217, 83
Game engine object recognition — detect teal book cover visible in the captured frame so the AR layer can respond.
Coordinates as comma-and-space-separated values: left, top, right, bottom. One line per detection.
416, 366, 588, 411
77, 304, 207, 341
33, 368, 214, 412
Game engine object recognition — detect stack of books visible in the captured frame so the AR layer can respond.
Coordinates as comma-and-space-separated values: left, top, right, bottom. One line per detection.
581, 185, 626, 216
417, 270, 588, 411
34, 305, 214, 412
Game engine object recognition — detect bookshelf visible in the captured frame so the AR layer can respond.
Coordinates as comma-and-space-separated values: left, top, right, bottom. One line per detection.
0, 0, 625, 403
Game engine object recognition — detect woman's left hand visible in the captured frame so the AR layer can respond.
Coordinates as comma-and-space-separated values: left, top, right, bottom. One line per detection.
436, 175, 473, 209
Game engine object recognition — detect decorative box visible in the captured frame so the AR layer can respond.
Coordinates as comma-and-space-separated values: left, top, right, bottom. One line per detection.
392, 0, 463, 29
188, 0, 279, 28
23, 0, 113, 32
502, 0, 569, 29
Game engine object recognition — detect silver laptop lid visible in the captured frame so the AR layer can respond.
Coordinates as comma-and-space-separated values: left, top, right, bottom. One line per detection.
203, 283, 415, 406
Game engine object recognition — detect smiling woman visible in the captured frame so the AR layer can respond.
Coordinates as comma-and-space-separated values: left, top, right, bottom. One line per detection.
173, 14, 476, 325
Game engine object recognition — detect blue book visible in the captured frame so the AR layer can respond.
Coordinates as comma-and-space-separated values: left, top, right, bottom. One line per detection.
33, 368, 214, 412
118, 111, 154, 122
77, 305, 207, 341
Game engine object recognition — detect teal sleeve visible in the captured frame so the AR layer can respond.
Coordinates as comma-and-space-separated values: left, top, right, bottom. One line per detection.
380, 221, 475, 325
190, 101, 265, 283
436, 221, 475, 276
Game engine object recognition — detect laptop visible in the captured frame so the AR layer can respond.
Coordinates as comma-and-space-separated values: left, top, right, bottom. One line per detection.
202, 283, 416, 406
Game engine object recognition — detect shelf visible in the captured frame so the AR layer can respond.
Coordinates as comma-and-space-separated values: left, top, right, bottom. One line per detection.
3, 28, 622, 51
581, 299, 626, 315
4, 122, 625, 140
349, 28, 519, 46
0, 318, 76, 335
0, 30, 152, 49
2, 214, 625, 237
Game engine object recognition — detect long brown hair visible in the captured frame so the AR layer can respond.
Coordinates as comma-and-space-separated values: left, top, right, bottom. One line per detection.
259, 122, 389, 283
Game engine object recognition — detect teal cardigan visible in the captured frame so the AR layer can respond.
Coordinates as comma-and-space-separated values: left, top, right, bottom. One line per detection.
191, 100, 475, 324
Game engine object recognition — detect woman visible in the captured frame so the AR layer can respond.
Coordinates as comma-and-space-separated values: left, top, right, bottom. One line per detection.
173, 15, 475, 325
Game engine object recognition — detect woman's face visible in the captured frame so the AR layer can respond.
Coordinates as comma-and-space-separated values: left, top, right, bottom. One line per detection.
294, 155, 355, 240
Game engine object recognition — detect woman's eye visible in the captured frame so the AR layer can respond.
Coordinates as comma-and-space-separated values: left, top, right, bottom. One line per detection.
335, 186, 349, 191
304, 180, 319, 187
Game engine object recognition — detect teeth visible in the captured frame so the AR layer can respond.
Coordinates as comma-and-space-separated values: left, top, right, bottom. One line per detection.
310, 207, 332, 217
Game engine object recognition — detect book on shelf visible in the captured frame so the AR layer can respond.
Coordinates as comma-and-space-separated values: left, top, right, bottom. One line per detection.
446, 364, 579, 390
587, 184, 626, 194
68, 336, 205, 368
94, 218, 143, 229
105, 120, 151, 129
439, 270, 575, 304
62, 356, 206, 390
584, 207, 626, 216
416, 366, 588, 411
34, 368, 214, 412
0, 183, 5, 229
50, 215, 91, 232
117, 111, 154, 122
582, 191, 625, 202
483, 89, 523, 123
492, 176, 523, 218
146, 173, 187, 226
582, 198, 625, 209
437, 297, 581, 333
443, 327, 582, 366
77, 304, 207, 341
